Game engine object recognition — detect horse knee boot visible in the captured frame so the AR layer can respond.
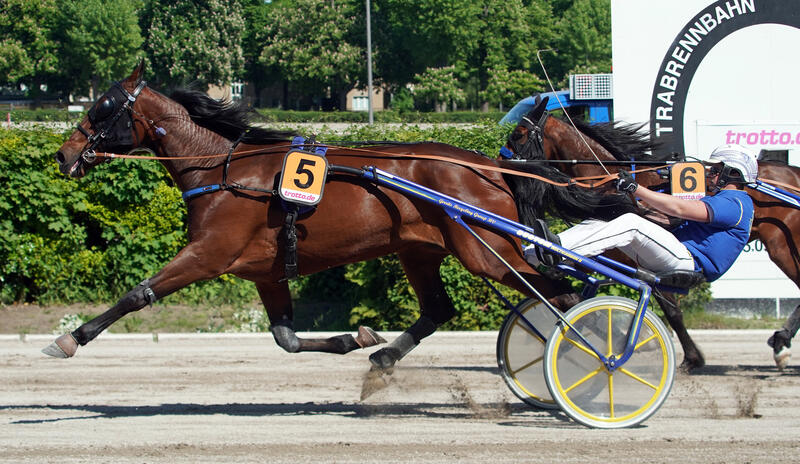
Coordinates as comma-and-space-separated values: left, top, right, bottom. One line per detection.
369, 316, 438, 369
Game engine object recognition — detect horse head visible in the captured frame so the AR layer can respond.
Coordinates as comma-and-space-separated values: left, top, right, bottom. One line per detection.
55, 62, 149, 178
503, 95, 549, 160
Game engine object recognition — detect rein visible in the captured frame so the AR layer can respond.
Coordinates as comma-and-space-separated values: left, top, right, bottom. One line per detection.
88, 143, 800, 198
91, 143, 636, 190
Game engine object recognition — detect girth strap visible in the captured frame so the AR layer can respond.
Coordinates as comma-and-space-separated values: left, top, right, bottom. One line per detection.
282, 204, 300, 281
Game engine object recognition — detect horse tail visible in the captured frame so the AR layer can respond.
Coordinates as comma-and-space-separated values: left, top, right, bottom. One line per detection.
499, 161, 642, 226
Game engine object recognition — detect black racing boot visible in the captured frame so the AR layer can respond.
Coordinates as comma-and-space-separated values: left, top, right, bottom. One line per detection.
767, 329, 792, 371
531, 219, 563, 267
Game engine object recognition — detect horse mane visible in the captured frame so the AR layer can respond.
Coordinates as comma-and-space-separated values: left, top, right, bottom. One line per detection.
169, 88, 296, 144
569, 117, 673, 162
499, 161, 642, 226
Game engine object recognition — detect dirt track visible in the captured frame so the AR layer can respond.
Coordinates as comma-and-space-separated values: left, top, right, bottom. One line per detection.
1, 330, 799, 463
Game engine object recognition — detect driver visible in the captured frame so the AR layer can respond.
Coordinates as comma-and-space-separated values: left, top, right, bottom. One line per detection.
524, 144, 757, 286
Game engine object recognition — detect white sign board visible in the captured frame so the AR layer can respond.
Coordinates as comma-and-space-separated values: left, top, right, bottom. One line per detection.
611, 0, 800, 298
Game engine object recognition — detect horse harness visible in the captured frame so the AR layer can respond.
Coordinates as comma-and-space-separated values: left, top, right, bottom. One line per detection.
499, 109, 549, 161
183, 135, 326, 282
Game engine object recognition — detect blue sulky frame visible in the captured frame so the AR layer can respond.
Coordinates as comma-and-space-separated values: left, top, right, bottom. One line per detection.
323, 163, 800, 374
749, 180, 800, 209
336, 164, 663, 372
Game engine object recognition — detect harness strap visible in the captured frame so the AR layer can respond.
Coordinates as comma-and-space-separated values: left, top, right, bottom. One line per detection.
221, 132, 245, 188
281, 204, 300, 281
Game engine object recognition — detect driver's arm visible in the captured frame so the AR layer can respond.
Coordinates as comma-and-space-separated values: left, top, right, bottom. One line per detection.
633, 185, 710, 222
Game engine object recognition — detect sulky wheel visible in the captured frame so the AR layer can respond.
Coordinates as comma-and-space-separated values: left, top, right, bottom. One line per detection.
496, 298, 559, 409
543, 296, 675, 428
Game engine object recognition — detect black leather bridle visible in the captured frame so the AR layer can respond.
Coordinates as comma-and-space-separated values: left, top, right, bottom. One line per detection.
75, 80, 147, 164
506, 109, 549, 160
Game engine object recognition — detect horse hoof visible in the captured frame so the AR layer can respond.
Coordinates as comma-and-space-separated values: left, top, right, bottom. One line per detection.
774, 347, 791, 371
355, 326, 387, 348
369, 347, 399, 370
679, 357, 705, 373
41, 333, 78, 358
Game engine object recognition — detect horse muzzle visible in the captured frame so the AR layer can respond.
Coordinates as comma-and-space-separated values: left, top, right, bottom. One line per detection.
55, 150, 87, 178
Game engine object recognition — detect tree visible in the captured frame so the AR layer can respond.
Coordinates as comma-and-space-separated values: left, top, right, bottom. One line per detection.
412, 66, 464, 112
481, 68, 544, 110
252, 0, 363, 109
552, 0, 612, 81
142, 0, 245, 88
372, 0, 481, 88
60, 0, 144, 100
467, 0, 556, 110
0, 0, 61, 99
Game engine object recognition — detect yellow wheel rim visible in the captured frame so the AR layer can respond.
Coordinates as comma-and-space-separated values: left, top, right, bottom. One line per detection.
548, 303, 670, 425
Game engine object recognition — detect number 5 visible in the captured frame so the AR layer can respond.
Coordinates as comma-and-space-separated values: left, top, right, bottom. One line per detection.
294, 159, 316, 189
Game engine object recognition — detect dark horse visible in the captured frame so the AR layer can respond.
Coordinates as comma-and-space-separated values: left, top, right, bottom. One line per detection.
45, 64, 639, 370
506, 95, 800, 370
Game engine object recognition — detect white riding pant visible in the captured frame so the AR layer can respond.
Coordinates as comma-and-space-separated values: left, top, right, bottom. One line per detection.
556, 213, 696, 274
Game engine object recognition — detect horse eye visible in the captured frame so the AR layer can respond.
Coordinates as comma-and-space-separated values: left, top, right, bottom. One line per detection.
510, 131, 524, 141
94, 96, 116, 120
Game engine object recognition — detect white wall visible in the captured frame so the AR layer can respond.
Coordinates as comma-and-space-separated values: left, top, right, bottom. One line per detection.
611, 0, 800, 298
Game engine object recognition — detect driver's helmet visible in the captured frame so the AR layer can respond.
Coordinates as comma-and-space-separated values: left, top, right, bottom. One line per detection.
709, 144, 758, 184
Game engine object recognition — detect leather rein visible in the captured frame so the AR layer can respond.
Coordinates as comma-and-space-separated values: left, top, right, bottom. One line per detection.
88, 142, 657, 191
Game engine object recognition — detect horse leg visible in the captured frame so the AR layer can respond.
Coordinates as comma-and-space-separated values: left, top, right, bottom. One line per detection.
653, 291, 704, 371
757, 226, 800, 369
256, 281, 385, 354
368, 248, 453, 369
768, 304, 800, 370
42, 243, 231, 358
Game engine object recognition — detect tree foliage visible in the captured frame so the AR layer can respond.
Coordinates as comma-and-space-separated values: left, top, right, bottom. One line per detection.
468, 0, 554, 94
60, 0, 144, 98
413, 66, 465, 112
265, 0, 362, 105
481, 68, 545, 109
0, 0, 614, 110
553, 0, 612, 79
0, 0, 61, 95
372, 0, 481, 87
142, 0, 246, 87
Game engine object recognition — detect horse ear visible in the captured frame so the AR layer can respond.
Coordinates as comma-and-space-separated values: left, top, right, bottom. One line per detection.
525, 95, 550, 123
539, 95, 549, 110
129, 60, 145, 83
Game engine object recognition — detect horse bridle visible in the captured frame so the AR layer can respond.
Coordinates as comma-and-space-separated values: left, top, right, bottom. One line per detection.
503, 110, 549, 160
75, 80, 147, 164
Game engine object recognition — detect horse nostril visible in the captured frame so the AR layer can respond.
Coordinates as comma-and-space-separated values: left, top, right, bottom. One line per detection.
55, 151, 65, 165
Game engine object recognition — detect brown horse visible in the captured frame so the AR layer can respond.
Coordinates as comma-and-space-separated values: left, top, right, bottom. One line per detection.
45, 64, 639, 370
506, 96, 800, 370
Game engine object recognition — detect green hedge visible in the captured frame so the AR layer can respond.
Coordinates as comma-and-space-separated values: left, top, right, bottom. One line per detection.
0, 123, 521, 330
4, 107, 506, 124
3, 108, 83, 123
254, 108, 506, 124
0, 127, 259, 307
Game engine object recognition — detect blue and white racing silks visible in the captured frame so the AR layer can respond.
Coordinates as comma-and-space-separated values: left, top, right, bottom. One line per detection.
672, 189, 754, 282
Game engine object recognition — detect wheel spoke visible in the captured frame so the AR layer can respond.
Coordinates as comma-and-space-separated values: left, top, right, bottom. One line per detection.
563, 332, 601, 361
510, 355, 544, 376
618, 367, 658, 390
607, 307, 613, 357
608, 371, 615, 418
563, 365, 605, 394
514, 319, 544, 343
634, 332, 657, 351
